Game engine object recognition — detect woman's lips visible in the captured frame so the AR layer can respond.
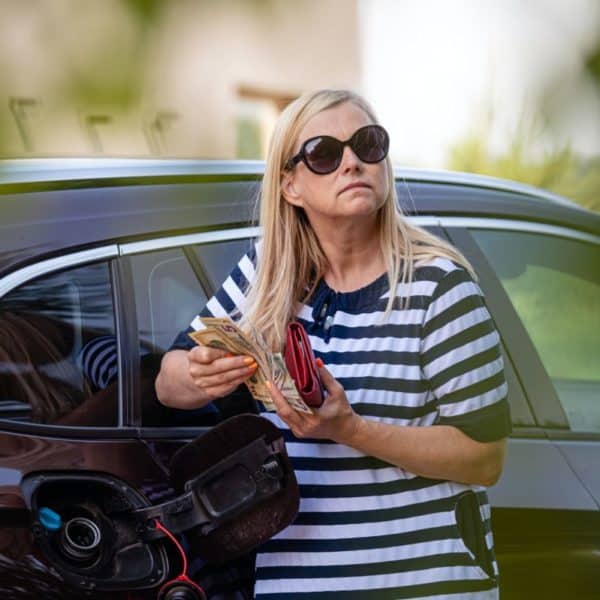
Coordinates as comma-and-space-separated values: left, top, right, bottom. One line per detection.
339, 182, 371, 194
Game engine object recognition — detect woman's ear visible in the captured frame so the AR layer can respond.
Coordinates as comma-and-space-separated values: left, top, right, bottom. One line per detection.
281, 172, 304, 208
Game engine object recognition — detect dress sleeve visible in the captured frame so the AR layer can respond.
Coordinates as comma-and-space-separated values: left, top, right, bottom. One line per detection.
168, 247, 257, 352
420, 266, 512, 442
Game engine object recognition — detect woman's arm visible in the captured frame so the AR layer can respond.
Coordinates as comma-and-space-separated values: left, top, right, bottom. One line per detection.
156, 347, 257, 409
342, 410, 506, 487
267, 365, 507, 487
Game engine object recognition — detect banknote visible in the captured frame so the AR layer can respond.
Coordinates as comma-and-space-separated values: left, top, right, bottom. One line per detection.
189, 324, 275, 410
271, 352, 312, 414
197, 319, 268, 376
188, 317, 312, 414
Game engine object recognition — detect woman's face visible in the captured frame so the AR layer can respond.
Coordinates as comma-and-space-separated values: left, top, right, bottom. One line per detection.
281, 101, 390, 229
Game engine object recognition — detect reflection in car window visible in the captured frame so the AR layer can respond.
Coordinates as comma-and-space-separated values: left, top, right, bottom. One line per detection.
193, 238, 254, 291
0, 262, 118, 425
130, 247, 219, 427
131, 248, 208, 354
471, 229, 600, 432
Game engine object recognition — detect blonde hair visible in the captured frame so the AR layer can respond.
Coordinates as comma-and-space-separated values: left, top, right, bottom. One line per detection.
0, 312, 85, 422
240, 89, 474, 351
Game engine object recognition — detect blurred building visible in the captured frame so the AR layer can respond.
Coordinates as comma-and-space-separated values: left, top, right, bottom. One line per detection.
0, 0, 361, 158
1, 0, 598, 186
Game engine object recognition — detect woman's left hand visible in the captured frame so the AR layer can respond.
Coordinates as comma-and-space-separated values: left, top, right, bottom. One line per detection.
267, 362, 362, 444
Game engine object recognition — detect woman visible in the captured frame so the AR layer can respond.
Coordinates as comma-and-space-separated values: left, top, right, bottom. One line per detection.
156, 89, 511, 599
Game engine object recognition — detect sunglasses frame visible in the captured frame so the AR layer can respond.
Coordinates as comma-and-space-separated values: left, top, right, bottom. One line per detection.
285, 124, 389, 175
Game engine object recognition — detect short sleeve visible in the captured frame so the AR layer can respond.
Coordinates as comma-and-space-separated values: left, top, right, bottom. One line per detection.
420, 266, 511, 442
168, 247, 258, 352
78, 335, 119, 390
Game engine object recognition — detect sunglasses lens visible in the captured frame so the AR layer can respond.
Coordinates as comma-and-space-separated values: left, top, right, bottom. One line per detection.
304, 136, 342, 174
353, 126, 389, 163
295, 126, 390, 174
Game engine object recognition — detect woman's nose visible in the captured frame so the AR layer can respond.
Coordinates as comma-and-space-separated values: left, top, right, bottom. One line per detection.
339, 144, 362, 173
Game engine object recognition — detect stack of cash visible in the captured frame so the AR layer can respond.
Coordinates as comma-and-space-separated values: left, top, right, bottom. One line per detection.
189, 317, 312, 414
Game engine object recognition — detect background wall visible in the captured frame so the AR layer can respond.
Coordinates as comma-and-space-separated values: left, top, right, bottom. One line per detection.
0, 0, 360, 157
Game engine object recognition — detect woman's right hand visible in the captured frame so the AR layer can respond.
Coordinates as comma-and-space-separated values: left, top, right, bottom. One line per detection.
188, 345, 258, 402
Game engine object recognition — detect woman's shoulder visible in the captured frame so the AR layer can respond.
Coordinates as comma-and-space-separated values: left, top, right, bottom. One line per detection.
410, 256, 482, 306
412, 256, 473, 283
228, 240, 261, 284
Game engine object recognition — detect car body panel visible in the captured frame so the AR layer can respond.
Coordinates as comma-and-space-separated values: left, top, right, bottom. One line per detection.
0, 430, 172, 559
547, 438, 600, 507
492, 506, 600, 600
0, 181, 259, 277
487, 437, 597, 510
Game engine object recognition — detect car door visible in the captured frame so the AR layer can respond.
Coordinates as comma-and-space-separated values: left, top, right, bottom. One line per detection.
0, 250, 178, 597
123, 228, 260, 598
443, 218, 600, 600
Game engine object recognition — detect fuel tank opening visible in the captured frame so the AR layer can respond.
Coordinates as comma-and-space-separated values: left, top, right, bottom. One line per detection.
60, 516, 102, 563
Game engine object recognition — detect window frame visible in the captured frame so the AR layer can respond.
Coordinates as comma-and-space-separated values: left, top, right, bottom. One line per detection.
441, 217, 600, 440
10, 217, 593, 440
433, 225, 536, 431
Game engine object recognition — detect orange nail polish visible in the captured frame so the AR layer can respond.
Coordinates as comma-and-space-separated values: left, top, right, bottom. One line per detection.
316, 357, 324, 368
226, 353, 234, 358
243, 357, 255, 365
265, 380, 272, 390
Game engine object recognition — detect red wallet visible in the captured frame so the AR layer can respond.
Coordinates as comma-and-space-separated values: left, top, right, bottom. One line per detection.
284, 321, 325, 408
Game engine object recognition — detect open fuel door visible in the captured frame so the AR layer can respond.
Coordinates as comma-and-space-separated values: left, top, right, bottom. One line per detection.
20, 415, 299, 599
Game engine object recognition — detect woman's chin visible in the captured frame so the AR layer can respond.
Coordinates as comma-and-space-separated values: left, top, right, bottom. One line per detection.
340, 196, 382, 218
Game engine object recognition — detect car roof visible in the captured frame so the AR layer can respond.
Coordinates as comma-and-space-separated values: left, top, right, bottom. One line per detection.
0, 157, 589, 210
0, 158, 598, 278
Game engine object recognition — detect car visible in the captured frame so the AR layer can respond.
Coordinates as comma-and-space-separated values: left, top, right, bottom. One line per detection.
0, 158, 598, 599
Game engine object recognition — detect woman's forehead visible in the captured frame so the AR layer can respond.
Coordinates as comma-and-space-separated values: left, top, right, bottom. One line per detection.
297, 102, 373, 143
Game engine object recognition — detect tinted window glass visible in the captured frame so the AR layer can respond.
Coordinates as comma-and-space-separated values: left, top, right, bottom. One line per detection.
130, 248, 214, 427
193, 238, 254, 291
471, 229, 600, 432
131, 248, 208, 354
0, 262, 117, 425
131, 242, 255, 427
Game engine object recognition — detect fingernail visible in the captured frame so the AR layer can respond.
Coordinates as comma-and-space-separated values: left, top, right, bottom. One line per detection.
265, 380, 272, 390
316, 358, 324, 368
226, 353, 234, 358
243, 357, 255, 365
248, 362, 258, 371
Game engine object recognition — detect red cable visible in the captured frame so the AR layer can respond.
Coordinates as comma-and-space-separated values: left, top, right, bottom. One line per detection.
154, 519, 206, 599
155, 519, 188, 576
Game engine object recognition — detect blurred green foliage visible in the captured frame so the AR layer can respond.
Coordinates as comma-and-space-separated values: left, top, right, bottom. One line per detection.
505, 265, 600, 431
449, 31, 600, 214
59, 0, 164, 110
448, 131, 600, 213
503, 265, 599, 381
472, 227, 600, 431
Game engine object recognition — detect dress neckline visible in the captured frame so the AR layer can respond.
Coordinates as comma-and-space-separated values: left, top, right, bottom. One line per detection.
311, 270, 390, 313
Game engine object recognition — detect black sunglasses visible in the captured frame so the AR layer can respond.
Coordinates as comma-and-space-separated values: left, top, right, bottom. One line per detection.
285, 124, 390, 175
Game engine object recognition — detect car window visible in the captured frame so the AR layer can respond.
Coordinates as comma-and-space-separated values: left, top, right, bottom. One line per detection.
130, 248, 208, 354
192, 238, 254, 290
131, 241, 254, 427
0, 262, 118, 426
130, 247, 216, 427
470, 229, 600, 433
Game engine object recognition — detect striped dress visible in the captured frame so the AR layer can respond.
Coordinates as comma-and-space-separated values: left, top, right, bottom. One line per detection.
171, 246, 511, 599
